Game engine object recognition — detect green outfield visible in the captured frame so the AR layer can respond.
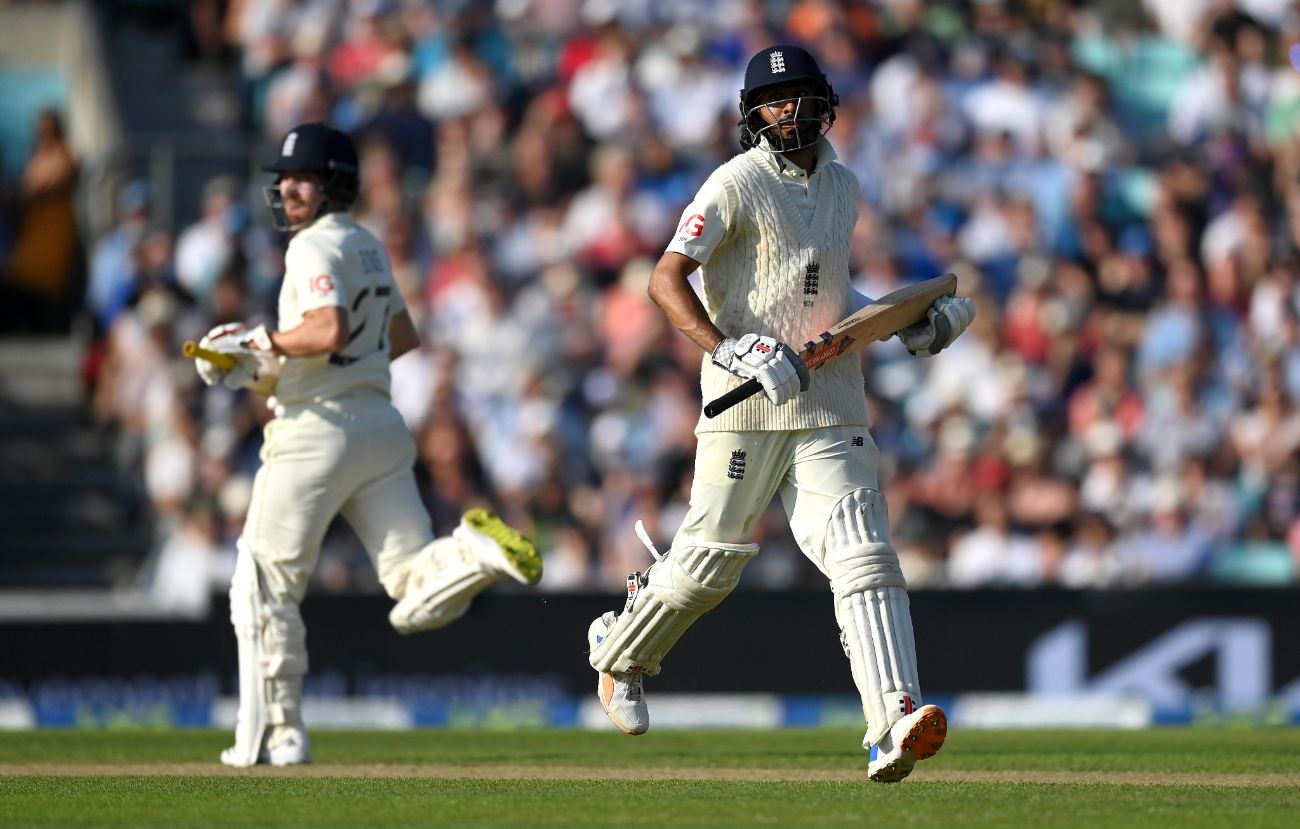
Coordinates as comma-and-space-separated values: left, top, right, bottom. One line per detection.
2, 728, 1299, 828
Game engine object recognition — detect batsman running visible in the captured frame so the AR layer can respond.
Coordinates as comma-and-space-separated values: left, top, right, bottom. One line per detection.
193, 123, 542, 767
586, 46, 974, 783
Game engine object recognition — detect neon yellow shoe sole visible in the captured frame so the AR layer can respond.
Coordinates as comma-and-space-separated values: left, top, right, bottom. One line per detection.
462, 508, 543, 585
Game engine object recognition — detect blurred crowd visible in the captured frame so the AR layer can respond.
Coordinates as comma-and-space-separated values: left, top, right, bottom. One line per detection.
0, 109, 81, 335
59, 0, 1300, 603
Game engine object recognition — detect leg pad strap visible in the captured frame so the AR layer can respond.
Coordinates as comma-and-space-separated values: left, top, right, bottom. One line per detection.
825, 488, 906, 593
589, 541, 758, 675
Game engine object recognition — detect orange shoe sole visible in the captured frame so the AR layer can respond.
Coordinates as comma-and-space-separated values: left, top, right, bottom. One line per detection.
902, 704, 947, 762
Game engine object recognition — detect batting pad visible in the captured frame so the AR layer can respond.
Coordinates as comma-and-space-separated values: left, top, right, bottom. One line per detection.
589, 541, 759, 675
839, 585, 922, 748
388, 538, 499, 634
225, 541, 308, 767
823, 488, 907, 591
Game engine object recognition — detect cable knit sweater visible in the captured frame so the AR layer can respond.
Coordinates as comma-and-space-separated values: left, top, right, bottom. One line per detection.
696, 147, 869, 433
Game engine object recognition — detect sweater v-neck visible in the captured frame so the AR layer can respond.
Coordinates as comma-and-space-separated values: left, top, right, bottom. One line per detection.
749, 147, 834, 248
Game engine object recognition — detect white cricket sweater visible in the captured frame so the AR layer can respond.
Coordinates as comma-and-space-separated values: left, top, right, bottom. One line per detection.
696, 147, 869, 433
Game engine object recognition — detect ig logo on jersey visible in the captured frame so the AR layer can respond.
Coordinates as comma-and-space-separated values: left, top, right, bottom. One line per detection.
678, 213, 705, 240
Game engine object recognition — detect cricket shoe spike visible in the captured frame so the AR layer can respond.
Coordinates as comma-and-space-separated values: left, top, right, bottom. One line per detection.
866, 704, 947, 783
220, 725, 311, 766
457, 508, 543, 585
588, 611, 649, 735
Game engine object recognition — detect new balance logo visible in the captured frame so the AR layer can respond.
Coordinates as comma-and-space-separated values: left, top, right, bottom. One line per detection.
727, 450, 747, 480
770, 51, 786, 73
852, 436, 864, 447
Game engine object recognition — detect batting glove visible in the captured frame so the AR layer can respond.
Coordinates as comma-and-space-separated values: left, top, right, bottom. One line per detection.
195, 322, 260, 390
237, 324, 275, 352
712, 333, 811, 406
898, 295, 976, 357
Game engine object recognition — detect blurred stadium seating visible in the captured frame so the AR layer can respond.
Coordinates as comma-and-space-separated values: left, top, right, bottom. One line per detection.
0, 0, 1298, 607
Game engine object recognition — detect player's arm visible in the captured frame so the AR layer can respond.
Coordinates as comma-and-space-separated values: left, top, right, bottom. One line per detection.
263, 238, 351, 357
655, 180, 807, 407
654, 175, 732, 354
263, 307, 348, 357
648, 252, 725, 354
387, 309, 419, 360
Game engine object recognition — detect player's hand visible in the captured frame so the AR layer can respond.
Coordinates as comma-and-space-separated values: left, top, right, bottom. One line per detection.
196, 323, 243, 387
237, 324, 275, 352
712, 333, 810, 406
898, 295, 975, 357
195, 322, 262, 390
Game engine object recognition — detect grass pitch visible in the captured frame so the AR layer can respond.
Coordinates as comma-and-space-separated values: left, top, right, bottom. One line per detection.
2, 728, 1299, 828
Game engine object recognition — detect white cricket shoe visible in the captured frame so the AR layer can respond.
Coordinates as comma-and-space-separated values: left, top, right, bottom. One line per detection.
866, 704, 947, 783
457, 508, 542, 585
220, 725, 311, 767
588, 611, 648, 735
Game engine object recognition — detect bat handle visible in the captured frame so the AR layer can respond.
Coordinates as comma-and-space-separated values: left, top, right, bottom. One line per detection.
703, 378, 762, 418
182, 340, 238, 370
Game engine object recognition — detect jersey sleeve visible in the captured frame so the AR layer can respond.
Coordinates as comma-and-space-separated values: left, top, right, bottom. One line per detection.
665, 173, 731, 266
285, 236, 346, 313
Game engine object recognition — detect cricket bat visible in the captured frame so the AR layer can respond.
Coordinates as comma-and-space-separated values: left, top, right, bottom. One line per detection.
703, 272, 959, 418
182, 340, 238, 370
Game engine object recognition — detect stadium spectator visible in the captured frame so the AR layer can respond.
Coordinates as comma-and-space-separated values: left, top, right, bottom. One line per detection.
61, 0, 1300, 594
175, 176, 242, 303
1, 110, 80, 333
86, 181, 152, 333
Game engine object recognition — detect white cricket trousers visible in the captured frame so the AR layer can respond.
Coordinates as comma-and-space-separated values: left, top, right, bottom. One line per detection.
241, 393, 431, 605
675, 425, 885, 573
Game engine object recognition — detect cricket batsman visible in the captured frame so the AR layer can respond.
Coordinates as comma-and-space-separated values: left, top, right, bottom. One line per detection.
586, 46, 974, 782
194, 123, 542, 766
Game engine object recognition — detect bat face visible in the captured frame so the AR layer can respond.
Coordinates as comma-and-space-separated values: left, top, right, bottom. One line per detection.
797, 273, 958, 371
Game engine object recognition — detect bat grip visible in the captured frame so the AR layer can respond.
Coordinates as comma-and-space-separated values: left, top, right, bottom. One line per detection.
703, 378, 762, 418
182, 340, 238, 370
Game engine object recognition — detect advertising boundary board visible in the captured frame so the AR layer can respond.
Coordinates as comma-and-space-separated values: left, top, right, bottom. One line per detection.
2, 589, 1298, 725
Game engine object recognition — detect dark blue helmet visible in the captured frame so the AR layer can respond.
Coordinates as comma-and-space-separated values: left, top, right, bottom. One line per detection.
738, 45, 838, 151
262, 123, 360, 230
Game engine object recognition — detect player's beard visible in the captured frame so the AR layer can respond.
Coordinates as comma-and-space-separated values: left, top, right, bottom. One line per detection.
763, 117, 825, 152
792, 119, 826, 149
283, 196, 311, 226
750, 97, 830, 152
